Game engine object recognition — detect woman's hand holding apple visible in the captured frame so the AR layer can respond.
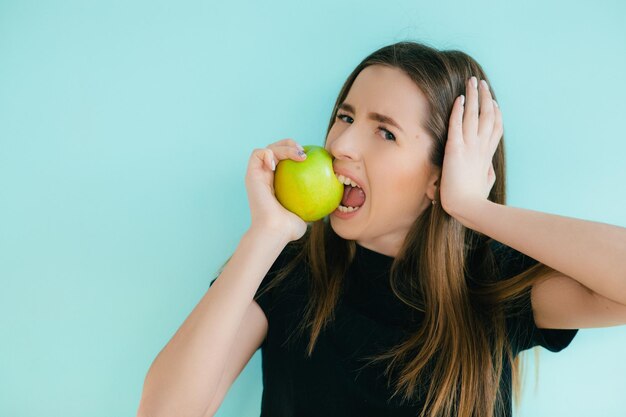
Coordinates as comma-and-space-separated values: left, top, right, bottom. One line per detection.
245, 138, 308, 243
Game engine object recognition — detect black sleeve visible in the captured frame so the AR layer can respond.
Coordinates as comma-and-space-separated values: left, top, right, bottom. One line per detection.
490, 239, 579, 354
209, 242, 298, 319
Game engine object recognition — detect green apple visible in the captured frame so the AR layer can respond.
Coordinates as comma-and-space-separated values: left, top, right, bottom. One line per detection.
273, 145, 344, 222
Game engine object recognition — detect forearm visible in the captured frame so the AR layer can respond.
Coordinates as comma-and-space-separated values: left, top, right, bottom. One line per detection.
137, 227, 289, 417
453, 200, 626, 305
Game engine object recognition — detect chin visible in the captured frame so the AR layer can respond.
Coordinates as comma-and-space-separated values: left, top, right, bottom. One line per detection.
328, 215, 358, 240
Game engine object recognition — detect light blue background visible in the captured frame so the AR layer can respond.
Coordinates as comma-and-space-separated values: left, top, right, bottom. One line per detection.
1, 0, 625, 416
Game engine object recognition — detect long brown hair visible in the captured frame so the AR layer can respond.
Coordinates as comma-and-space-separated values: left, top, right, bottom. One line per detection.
246, 41, 559, 417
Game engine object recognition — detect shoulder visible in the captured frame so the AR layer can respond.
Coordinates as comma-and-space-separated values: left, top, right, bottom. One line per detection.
485, 239, 579, 353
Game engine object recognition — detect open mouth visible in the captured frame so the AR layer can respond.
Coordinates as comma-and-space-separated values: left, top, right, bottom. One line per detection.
335, 174, 366, 212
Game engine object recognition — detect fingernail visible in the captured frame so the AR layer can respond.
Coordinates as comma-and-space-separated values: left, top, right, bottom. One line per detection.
460, 95, 465, 106
471, 76, 478, 88
481, 79, 489, 91
296, 144, 305, 152
297, 150, 307, 158
271, 159, 276, 171
493, 99, 499, 108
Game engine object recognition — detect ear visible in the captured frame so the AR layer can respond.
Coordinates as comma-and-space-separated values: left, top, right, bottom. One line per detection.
425, 166, 441, 201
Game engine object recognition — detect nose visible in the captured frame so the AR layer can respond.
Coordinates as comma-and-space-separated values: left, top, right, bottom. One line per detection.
325, 123, 362, 162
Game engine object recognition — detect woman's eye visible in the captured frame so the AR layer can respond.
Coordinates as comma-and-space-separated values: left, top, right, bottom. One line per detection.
379, 127, 396, 142
336, 114, 353, 123
335, 113, 396, 142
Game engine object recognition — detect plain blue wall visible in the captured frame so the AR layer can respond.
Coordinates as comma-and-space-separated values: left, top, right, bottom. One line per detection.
0, 0, 625, 416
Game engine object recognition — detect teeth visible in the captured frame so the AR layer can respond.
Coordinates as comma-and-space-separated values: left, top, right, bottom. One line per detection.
336, 174, 361, 188
338, 204, 360, 213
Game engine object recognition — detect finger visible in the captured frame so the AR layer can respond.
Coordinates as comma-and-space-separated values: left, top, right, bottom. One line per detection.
447, 94, 465, 145
477, 79, 495, 142
250, 148, 276, 172
267, 143, 307, 162
488, 100, 503, 156
264, 148, 276, 171
270, 138, 304, 151
462, 76, 479, 140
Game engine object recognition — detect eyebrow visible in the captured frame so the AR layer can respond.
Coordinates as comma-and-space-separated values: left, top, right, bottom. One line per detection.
338, 102, 405, 134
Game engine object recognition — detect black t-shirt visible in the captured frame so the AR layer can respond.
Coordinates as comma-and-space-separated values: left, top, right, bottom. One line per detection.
210, 239, 578, 416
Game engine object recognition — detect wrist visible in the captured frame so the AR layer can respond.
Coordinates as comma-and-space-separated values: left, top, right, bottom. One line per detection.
451, 199, 494, 230
245, 225, 292, 246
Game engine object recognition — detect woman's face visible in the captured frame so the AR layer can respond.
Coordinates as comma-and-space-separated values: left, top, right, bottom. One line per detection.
325, 64, 441, 258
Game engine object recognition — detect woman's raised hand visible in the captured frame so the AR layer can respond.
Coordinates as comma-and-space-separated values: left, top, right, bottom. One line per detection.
439, 76, 503, 220
245, 138, 309, 243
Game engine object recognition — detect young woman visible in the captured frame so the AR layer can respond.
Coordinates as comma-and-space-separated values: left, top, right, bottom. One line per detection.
138, 42, 626, 417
